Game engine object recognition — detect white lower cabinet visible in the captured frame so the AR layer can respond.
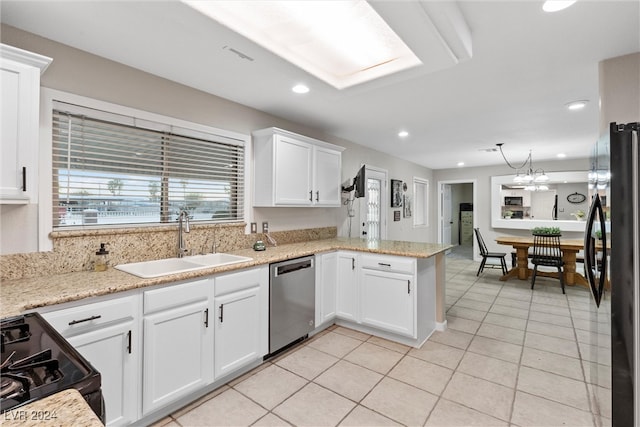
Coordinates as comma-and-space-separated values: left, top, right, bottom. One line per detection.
142, 278, 214, 416
358, 253, 417, 338
214, 266, 268, 379
336, 251, 359, 321
40, 267, 269, 425
359, 268, 415, 338
40, 294, 140, 426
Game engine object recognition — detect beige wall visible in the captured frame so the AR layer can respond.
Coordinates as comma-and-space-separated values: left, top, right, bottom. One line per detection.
599, 52, 640, 134
0, 24, 435, 254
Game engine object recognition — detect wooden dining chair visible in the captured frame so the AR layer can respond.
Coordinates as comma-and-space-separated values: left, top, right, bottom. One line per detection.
531, 233, 565, 293
474, 228, 508, 276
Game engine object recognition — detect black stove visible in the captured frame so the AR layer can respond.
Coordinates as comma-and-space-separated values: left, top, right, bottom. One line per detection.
0, 313, 104, 423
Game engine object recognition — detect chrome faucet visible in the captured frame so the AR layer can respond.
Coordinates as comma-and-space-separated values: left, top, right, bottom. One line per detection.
177, 210, 190, 258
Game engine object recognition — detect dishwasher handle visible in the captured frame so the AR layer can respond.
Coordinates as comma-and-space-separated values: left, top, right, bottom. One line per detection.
274, 257, 314, 277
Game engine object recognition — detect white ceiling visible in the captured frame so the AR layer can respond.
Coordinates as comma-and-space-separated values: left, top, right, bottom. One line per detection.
2, 1, 639, 170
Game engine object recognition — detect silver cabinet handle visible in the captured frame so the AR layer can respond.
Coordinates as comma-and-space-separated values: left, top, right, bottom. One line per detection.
68, 315, 101, 325
22, 167, 26, 192
408, 280, 411, 294
309, 191, 313, 202
378, 262, 391, 267
127, 330, 132, 354
315, 191, 319, 202
219, 304, 224, 323
204, 308, 209, 328
351, 258, 355, 270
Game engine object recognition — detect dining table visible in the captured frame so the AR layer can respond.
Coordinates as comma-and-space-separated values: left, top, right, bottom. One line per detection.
495, 236, 594, 289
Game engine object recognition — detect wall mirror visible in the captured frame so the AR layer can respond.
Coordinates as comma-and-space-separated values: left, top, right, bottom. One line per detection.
491, 171, 590, 232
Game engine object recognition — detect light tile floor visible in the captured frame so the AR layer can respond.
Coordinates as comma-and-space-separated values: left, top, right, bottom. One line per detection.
152, 256, 612, 427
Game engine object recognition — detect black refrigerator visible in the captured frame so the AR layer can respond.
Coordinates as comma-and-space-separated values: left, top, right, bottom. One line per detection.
585, 122, 639, 425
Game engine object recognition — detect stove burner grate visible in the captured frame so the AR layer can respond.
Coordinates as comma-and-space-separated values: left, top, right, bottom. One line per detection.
0, 375, 29, 400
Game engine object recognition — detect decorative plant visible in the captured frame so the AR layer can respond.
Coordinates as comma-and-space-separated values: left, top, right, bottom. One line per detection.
571, 210, 586, 220
532, 226, 562, 235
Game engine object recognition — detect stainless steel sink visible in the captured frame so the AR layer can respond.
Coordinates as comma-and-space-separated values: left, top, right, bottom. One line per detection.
115, 253, 253, 278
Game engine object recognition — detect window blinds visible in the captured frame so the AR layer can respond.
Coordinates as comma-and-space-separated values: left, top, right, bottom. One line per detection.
51, 106, 244, 229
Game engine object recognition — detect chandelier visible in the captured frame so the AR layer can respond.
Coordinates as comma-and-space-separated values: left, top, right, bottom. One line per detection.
496, 143, 549, 191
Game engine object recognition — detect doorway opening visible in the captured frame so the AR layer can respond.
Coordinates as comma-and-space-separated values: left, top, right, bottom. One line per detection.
438, 180, 476, 260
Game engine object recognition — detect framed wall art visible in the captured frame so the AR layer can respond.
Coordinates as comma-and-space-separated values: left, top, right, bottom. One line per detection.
403, 194, 412, 218
391, 179, 403, 207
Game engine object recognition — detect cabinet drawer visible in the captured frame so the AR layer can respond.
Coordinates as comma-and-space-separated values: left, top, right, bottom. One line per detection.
41, 294, 139, 337
144, 278, 213, 314
215, 267, 265, 296
359, 254, 416, 274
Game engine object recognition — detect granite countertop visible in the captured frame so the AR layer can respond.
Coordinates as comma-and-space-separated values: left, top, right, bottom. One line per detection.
2, 389, 103, 426
1, 237, 451, 319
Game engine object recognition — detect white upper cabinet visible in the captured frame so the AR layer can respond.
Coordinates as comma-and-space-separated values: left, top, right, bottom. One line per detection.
0, 44, 51, 204
252, 127, 344, 207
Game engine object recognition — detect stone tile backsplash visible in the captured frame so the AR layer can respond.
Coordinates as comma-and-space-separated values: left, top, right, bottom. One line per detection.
0, 224, 337, 280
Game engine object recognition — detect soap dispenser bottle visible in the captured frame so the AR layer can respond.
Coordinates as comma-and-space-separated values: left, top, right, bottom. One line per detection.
94, 243, 110, 272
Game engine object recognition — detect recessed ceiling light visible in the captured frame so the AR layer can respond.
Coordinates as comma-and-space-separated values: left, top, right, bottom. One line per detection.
557, 153, 567, 158
542, 1, 577, 13
183, 0, 422, 90
292, 84, 310, 94
566, 100, 588, 110
457, 162, 465, 167
398, 131, 409, 138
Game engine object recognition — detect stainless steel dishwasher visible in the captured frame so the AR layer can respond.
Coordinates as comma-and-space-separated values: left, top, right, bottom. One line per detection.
269, 255, 315, 356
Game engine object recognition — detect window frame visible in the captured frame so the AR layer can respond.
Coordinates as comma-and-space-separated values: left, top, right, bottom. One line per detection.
412, 176, 429, 228
39, 89, 251, 251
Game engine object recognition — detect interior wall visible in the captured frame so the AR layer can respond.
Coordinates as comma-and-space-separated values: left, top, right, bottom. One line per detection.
0, 24, 436, 254
338, 142, 434, 242
434, 158, 590, 256
599, 52, 640, 133
555, 182, 590, 220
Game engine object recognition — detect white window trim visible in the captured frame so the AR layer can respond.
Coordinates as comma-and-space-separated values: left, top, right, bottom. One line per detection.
412, 176, 429, 228
38, 88, 252, 252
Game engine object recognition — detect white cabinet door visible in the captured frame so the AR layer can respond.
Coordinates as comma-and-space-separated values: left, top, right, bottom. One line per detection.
142, 279, 213, 415
0, 46, 50, 203
316, 252, 337, 326
359, 268, 415, 338
313, 146, 342, 206
0, 62, 24, 200
67, 321, 137, 426
274, 135, 313, 205
336, 251, 359, 322
214, 286, 261, 378
40, 295, 140, 427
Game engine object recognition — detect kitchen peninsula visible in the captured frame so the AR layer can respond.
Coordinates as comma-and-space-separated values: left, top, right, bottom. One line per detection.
1, 237, 451, 426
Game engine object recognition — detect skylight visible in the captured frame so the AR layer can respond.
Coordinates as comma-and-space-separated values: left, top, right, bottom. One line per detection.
183, 0, 422, 90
